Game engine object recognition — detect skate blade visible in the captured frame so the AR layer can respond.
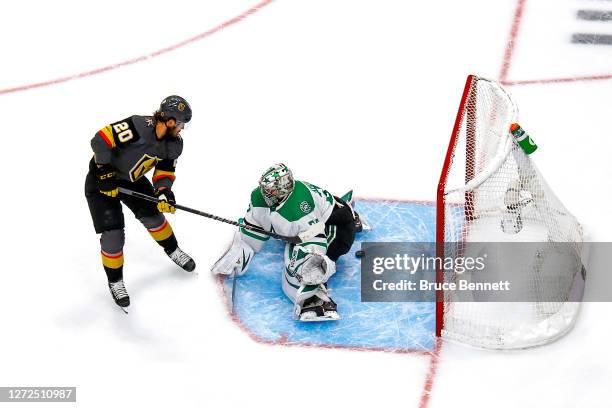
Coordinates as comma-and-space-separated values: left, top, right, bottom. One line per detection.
359, 215, 372, 232
116, 305, 129, 314
299, 312, 341, 322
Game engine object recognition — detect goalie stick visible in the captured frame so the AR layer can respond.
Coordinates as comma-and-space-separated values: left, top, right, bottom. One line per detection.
118, 187, 323, 244
231, 269, 238, 315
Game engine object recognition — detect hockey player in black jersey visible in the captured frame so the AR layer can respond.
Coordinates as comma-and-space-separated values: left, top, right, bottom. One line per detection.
85, 96, 196, 309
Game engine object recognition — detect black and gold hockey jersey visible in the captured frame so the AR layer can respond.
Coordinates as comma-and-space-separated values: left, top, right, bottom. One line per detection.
91, 115, 182, 190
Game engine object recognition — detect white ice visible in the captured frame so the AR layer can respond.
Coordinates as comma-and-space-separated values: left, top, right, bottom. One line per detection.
0, 1, 610, 407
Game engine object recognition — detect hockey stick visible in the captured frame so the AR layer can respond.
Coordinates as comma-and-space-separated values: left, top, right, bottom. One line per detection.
118, 187, 305, 243
230, 269, 238, 315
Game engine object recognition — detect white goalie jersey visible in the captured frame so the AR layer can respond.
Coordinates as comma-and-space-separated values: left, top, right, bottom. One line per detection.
241, 180, 335, 252
212, 180, 337, 278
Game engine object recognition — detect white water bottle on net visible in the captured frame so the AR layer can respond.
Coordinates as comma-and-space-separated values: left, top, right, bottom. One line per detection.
436, 75, 586, 349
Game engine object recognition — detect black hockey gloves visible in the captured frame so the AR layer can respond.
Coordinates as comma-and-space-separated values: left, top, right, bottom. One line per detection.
155, 188, 176, 214
96, 164, 119, 198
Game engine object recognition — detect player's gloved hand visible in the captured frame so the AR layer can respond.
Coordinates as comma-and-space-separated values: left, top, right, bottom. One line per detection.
155, 188, 176, 214
95, 164, 119, 198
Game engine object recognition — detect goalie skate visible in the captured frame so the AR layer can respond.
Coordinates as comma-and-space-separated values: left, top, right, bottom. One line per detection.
354, 212, 372, 232
340, 190, 372, 232
297, 297, 341, 322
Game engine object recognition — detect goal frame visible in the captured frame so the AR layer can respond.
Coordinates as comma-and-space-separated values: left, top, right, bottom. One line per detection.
435, 74, 477, 337
434, 75, 584, 348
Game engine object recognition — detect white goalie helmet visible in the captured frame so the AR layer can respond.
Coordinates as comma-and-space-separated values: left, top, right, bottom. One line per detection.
259, 163, 295, 206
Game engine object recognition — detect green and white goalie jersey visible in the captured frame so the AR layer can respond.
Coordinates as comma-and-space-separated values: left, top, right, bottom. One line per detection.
240, 180, 336, 252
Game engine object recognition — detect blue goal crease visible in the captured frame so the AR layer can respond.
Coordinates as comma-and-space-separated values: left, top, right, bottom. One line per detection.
224, 200, 437, 352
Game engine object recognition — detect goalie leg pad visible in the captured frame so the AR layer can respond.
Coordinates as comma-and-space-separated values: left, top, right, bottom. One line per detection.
282, 244, 341, 321
282, 271, 341, 321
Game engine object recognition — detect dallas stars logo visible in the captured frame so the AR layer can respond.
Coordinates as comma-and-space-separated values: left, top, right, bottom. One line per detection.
300, 201, 312, 213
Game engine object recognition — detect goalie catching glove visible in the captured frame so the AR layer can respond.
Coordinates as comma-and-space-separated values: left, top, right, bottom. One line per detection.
155, 188, 176, 214
289, 246, 336, 285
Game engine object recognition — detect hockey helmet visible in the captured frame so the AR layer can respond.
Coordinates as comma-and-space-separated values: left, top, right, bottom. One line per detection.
158, 95, 192, 124
259, 163, 295, 207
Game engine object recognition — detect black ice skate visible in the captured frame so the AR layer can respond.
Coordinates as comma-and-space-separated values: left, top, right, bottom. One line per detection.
353, 210, 372, 233
299, 296, 341, 322
108, 279, 130, 310
166, 246, 196, 272
354, 212, 364, 233
347, 198, 371, 233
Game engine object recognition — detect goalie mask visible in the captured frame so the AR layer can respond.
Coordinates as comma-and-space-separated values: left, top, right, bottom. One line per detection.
259, 163, 295, 207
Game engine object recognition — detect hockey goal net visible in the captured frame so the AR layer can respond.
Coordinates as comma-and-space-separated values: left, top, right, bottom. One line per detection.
436, 75, 585, 349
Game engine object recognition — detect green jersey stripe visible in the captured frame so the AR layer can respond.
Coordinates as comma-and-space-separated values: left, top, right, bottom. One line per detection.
327, 225, 337, 244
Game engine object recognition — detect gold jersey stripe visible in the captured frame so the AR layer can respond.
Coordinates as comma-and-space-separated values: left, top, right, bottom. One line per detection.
148, 220, 174, 241
98, 126, 116, 148
153, 169, 176, 182
101, 251, 124, 269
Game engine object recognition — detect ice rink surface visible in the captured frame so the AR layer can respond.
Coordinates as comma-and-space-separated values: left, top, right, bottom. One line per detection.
1, 0, 611, 407
229, 200, 436, 352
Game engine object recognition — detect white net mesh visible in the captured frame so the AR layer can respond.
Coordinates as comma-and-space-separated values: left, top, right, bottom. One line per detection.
437, 75, 585, 349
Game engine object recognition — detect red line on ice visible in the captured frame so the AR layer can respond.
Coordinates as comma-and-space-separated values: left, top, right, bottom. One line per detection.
414, 4, 532, 407
418, 338, 442, 408
0, 0, 274, 95
503, 73, 612, 86
499, 0, 612, 86
499, 0, 527, 82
